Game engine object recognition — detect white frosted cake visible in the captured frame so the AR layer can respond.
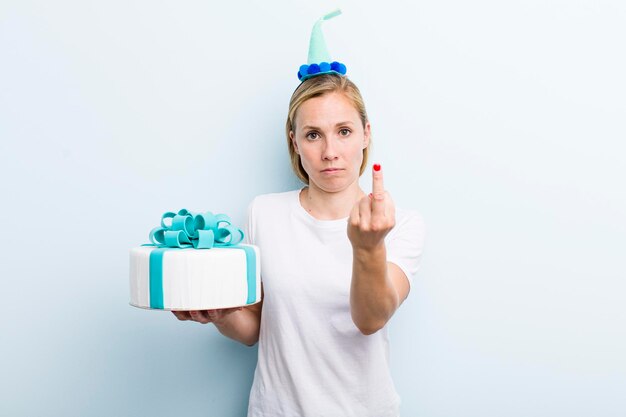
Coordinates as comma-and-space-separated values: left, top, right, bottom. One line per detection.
129, 209, 261, 311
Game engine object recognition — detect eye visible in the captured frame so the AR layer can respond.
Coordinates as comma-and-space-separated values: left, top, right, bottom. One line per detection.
339, 128, 351, 136
306, 131, 320, 140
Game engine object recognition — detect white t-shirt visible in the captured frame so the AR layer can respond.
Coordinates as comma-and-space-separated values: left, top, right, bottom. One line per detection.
245, 188, 425, 417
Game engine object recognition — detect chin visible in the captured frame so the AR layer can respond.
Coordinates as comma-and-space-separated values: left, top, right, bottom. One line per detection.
310, 176, 358, 193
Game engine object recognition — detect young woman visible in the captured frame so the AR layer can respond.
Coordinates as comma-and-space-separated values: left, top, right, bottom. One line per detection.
172, 73, 425, 416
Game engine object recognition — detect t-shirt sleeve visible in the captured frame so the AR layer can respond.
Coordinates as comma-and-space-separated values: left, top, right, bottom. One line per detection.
385, 209, 426, 289
243, 197, 257, 246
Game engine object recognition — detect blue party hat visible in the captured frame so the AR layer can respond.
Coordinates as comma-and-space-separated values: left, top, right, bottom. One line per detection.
297, 9, 347, 82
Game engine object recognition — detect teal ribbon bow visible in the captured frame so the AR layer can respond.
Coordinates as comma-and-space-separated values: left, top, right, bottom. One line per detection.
148, 209, 244, 249
144, 209, 256, 309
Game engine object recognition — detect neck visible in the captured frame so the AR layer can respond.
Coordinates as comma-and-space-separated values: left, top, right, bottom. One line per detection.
300, 182, 365, 220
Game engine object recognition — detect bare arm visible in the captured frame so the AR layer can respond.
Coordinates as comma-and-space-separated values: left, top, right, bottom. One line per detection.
351, 245, 409, 335
213, 298, 263, 346
348, 164, 409, 335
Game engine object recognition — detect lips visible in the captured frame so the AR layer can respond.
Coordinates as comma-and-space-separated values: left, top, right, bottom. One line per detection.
321, 168, 342, 173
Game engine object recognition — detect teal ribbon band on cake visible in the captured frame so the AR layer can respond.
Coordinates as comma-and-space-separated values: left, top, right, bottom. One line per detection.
144, 209, 255, 309
232, 245, 257, 304
241, 245, 257, 304
149, 248, 168, 309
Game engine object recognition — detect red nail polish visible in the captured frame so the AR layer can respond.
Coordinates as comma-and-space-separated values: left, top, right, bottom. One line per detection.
373, 164, 381, 172
369, 193, 373, 198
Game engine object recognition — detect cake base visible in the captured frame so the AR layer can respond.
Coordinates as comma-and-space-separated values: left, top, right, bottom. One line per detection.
128, 300, 261, 311
129, 245, 261, 310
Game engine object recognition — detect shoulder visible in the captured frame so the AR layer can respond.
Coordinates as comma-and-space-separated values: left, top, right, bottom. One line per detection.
248, 189, 300, 214
393, 207, 425, 236
250, 189, 300, 208
247, 189, 302, 222
386, 207, 426, 285
245, 189, 301, 245
386, 207, 426, 250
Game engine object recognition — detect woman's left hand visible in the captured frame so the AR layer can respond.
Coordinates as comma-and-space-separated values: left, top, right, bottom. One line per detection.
347, 164, 396, 251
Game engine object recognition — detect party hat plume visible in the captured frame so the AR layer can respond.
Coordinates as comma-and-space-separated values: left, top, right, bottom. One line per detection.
297, 9, 347, 82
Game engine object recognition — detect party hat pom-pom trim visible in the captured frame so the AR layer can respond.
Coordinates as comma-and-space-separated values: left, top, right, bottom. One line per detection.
297, 61, 347, 81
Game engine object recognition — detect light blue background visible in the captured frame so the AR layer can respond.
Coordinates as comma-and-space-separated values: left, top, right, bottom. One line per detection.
1, 1, 625, 416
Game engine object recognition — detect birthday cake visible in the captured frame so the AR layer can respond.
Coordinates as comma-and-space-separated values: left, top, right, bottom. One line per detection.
129, 209, 261, 311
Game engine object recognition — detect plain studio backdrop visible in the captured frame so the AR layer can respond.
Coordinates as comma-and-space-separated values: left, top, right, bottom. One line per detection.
1, 1, 624, 416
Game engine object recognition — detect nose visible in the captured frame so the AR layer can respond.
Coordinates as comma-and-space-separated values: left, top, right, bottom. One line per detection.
322, 137, 339, 161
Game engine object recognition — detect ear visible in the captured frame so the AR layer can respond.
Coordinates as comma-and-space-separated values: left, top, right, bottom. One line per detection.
290, 131, 299, 154
362, 122, 371, 149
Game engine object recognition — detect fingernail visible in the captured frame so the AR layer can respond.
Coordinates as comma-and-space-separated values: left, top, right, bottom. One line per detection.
373, 164, 381, 172
369, 193, 373, 199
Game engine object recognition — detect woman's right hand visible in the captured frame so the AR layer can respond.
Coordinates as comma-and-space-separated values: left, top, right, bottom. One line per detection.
172, 307, 243, 325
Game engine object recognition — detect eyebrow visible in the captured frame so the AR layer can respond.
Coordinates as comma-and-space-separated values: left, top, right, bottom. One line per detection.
301, 121, 355, 130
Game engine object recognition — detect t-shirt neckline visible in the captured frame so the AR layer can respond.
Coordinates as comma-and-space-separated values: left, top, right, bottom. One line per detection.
293, 187, 349, 229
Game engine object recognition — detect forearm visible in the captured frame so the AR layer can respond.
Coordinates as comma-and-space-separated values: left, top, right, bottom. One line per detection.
213, 307, 261, 346
350, 244, 399, 335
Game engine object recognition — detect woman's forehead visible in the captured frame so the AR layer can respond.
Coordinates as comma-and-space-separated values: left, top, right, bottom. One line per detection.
295, 93, 360, 128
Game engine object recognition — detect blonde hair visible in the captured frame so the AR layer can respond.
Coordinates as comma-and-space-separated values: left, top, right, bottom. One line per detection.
286, 73, 370, 184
